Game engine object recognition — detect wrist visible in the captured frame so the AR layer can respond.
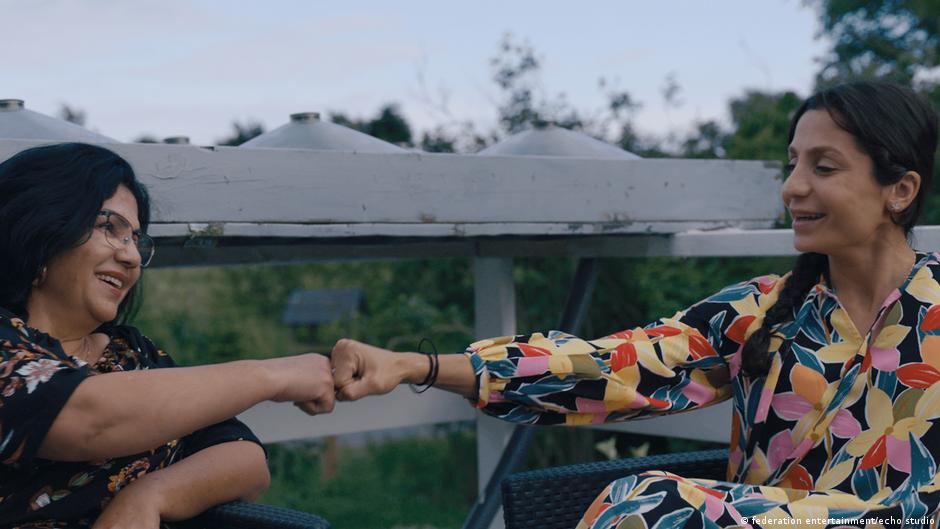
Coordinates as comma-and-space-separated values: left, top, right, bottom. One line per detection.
246, 359, 284, 401
122, 471, 169, 514
397, 352, 430, 385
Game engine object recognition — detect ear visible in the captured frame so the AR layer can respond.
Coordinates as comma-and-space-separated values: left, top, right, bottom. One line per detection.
887, 170, 921, 212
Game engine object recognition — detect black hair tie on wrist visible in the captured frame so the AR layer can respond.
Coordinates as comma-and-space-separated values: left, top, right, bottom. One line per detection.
409, 338, 439, 394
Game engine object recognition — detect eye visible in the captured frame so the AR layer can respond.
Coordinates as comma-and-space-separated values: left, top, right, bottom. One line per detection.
96, 221, 115, 231
815, 165, 837, 175
783, 163, 796, 175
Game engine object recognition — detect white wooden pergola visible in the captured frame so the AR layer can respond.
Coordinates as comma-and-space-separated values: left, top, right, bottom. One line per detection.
5, 132, 940, 527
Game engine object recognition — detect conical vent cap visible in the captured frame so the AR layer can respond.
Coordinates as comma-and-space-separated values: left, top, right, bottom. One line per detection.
478, 124, 639, 159
241, 112, 406, 153
0, 99, 118, 143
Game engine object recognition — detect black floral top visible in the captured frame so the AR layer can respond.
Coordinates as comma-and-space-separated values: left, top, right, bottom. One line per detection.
0, 307, 262, 529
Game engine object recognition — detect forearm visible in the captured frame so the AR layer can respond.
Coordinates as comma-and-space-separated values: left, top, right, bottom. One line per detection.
397, 352, 476, 398
39, 360, 275, 461
120, 441, 270, 522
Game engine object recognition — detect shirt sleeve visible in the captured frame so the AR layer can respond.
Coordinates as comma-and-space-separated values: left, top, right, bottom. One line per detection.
466, 274, 787, 425
119, 326, 266, 458
178, 417, 265, 459
0, 308, 91, 468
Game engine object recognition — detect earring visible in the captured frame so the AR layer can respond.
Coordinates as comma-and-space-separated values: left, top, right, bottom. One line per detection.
32, 266, 47, 287
890, 203, 902, 212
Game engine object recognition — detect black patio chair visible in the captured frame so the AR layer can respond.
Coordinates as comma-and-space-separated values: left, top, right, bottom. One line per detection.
175, 501, 330, 529
501, 448, 728, 529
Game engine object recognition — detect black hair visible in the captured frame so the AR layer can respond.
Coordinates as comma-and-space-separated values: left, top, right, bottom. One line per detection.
0, 142, 151, 324
742, 81, 939, 377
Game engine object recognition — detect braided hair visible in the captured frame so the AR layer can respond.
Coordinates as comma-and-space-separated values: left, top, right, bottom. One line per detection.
741, 81, 938, 376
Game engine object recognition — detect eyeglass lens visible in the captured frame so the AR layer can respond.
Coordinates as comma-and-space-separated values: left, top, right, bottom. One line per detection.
100, 211, 155, 266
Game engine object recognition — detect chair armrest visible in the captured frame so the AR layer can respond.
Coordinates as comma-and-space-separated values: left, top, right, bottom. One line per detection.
501, 448, 728, 529
175, 501, 331, 529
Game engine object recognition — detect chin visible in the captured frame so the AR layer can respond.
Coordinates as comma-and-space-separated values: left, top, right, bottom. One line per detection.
91, 305, 120, 325
792, 241, 814, 254
792, 236, 826, 255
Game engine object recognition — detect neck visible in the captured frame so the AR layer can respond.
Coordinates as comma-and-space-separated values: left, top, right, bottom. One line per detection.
59, 335, 94, 361
826, 228, 915, 311
25, 297, 97, 348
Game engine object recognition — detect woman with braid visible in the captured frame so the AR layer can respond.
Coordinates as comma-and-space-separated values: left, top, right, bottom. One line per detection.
332, 81, 940, 528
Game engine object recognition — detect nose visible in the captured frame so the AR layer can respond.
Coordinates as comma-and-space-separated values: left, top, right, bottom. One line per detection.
114, 241, 143, 268
781, 162, 811, 206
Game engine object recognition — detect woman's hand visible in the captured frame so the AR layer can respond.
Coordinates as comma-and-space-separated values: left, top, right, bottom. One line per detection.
330, 339, 427, 401
262, 353, 336, 415
92, 475, 164, 529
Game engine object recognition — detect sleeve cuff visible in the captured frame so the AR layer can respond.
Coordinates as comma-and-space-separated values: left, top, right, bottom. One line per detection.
464, 351, 490, 409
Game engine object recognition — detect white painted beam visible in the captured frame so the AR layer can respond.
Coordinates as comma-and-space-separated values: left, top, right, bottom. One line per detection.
237, 387, 476, 443
0, 139, 783, 229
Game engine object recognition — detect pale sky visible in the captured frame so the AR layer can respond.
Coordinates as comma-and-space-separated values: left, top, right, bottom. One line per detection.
1, 0, 829, 146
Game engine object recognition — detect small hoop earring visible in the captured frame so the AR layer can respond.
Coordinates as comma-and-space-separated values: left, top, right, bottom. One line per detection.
32, 266, 48, 287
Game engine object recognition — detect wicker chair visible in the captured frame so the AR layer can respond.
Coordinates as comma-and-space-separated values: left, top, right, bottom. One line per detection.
175, 501, 330, 529
501, 449, 728, 529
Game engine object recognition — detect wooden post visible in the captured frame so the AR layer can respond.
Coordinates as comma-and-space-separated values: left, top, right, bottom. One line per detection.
473, 257, 517, 529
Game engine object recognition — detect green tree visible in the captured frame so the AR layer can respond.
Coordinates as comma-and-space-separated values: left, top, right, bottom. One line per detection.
724, 90, 803, 164
217, 120, 265, 146
811, 0, 939, 89
331, 104, 413, 147
58, 104, 86, 126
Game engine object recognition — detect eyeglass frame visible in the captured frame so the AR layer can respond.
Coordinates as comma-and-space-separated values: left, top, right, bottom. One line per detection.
95, 209, 155, 267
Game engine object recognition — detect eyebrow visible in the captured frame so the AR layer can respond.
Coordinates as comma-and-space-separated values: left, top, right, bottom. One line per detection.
786, 145, 847, 161
101, 209, 143, 232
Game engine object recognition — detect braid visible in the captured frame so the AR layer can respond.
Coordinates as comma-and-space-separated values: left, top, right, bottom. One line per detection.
741, 253, 827, 376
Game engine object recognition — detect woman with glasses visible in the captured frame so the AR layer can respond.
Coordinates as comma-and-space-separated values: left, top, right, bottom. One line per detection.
0, 143, 335, 529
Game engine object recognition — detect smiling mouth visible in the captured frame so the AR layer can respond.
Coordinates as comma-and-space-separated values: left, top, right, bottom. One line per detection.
793, 214, 825, 221
95, 274, 124, 289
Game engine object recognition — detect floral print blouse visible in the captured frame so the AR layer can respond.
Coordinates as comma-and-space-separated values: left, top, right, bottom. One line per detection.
466, 252, 940, 528
0, 308, 261, 529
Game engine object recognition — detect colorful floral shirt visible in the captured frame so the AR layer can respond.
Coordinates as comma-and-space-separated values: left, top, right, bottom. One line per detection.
0, 308, 261, 529
466, 252, 940, 528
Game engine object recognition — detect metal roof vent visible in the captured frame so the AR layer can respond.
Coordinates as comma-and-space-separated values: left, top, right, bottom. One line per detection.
0, 99, 118, 143
478, 122, 639, 159
241, 112, 406, 153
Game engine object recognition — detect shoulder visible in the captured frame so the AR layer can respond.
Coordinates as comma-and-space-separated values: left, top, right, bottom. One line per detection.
0, 306, 64, 357
903, 251, 940, 304
700, 273, 788, 305
919, 251, 940, 273
0, 306, 29, 341
105, 324, 176, 366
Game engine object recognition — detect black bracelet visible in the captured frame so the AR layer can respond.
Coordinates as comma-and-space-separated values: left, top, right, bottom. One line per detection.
409, 338, 439, 394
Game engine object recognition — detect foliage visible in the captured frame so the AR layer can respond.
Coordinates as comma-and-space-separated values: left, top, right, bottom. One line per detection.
490, 34, 582, 134
58, 104, 86, 126
261, 426, 477, 529
217, 120, 266, 146
810, 0, 939, 88
331, 104, 414, 148
136, 259, 476, 366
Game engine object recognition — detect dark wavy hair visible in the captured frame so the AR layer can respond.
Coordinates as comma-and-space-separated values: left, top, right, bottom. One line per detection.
0, 143, 151, 324
742, 81, 939, 377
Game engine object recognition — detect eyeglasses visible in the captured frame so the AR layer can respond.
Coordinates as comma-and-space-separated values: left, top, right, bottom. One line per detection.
96, 210, 155, 267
